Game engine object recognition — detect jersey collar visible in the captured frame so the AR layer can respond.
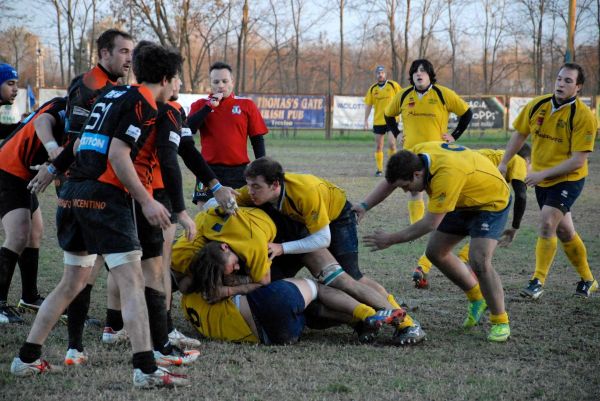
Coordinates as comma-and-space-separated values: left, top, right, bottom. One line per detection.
275, 178, 286, 211
377, 80, 388, 88
550, 95, 577, 113
414, 84, 433, 98
96, 63, 120, 83
418, 153, 432, 188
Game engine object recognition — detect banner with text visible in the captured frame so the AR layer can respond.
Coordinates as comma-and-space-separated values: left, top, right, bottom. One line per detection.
449, 96, 506, 130
332, 96, 372, 130
247, 94, 326, 129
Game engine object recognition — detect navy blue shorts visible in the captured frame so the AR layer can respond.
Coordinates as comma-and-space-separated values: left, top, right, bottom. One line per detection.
0, 170, 39, 218
329, 201, 362, 280
372, 124, 389, 134
153, 188, 177, 224
535, 179, 584, 215
436, 198, 511, 240
134, 198, 164, 261
57, 180, 141, 254
246, 280, 306, 345
192, 164, 247, 204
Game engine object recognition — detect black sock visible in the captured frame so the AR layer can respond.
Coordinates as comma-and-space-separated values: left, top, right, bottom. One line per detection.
19, 342, 42, 363
0, 247, 20, 302
67, 284, 92, 352
132, 350, 157, 374
166, 308, 174, 333
144, 287, 170, 354
106, 308, 124, 331
18, 247, 40, 303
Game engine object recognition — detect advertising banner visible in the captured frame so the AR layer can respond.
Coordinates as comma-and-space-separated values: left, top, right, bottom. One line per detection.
449, 96, 506, 130
246, 94, 326, 129
332, 96, 372, 130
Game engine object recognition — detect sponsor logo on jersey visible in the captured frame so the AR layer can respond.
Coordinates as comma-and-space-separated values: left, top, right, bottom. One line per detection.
232, 105, 241, 115
556, 120, 565, 129
104, 90, 127, 99
169, 131, 181, 146
72, 106, 90, 118
181, 127, 192, 137
78, 132, 109, 154
125, 124, 141, 141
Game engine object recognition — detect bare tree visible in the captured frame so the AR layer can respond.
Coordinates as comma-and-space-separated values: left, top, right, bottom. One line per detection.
517, 0, 546, 94
416, 0, 444, 59
401, 0, 411, 85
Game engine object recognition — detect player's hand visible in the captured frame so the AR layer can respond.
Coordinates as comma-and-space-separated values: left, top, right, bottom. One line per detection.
214, 186, 240, 215
442, 133, 455, 143
351, 202, 367, 224
524, 172, 545, 187
267, 242, 284, 260
176, 210, 196, 241
28, 164, 55, 194
363, 229, 393, 251
141, 199, 172, 229
364, 121, 369, 130
498, 228, 517, 247
48, 146, 64, 161
209, 93, 223, 108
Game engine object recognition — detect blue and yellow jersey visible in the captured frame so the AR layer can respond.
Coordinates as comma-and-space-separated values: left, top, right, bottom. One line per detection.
238, 173, 347, 234
385, 85, 469, 149
513, 95, 596, 187
410, 142, 510, 213
364, 80, 401, 126
180, 292, 259, 344
171, 207, 276, 283
476, 149, 527, 183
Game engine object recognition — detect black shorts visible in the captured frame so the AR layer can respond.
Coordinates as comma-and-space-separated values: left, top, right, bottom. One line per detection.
134, 198, 164, 260
153, 188, 177, 224
57, 180, 140, 254
0, 169, 39, 218
372, 125, 389, 134
535, 179, 585, 215
192, 164, 247, 204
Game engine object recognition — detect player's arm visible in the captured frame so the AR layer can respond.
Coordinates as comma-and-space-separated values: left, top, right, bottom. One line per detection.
364, 104, 372, 129
250, 135, 265, 159
269, 225, 331, 258
363, 211, 446, 251
525, 151, 589, 187
206, 283, 263, 303
352, 179, 397, 222
33, 113, 63, 160
499, 132, 528, 177
449, 108, 473, 141
500, 179, 526, 247
109, 138, 171, 229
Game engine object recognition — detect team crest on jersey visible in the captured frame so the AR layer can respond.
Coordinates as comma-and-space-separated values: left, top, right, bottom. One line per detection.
232, 105, 241, 115
536, 117, 544, 126
436, 192, 446, 202
104, 90, 127, 99
408, 100, 415, 108
556, 120, 565, 129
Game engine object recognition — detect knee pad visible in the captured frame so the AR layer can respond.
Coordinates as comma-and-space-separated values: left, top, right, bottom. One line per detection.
315, 263, 346, 286
104, 250, 142, 269
63, 252, 97, 268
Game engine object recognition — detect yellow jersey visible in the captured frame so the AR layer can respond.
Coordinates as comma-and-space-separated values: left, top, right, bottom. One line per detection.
385, 84, 469, 149
237, 173, 347, 234
364, 80, 402, 126
476, 149, 527, 183
410, 142, 510, 213
512, 95, 596, 187
171, 207, 276, 282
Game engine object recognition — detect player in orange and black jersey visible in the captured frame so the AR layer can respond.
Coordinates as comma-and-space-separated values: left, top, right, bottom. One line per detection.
0, 97, 66, 324
13, 42, 191, 388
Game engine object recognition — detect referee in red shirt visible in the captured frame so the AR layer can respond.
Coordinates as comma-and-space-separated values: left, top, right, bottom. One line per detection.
188, 62, 268, 203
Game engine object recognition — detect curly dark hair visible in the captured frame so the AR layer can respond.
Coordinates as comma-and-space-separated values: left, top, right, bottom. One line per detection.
385, 150, 424, 184
188, 241, 227, 300
408, 59, 437, 86
132, 41, 182, 84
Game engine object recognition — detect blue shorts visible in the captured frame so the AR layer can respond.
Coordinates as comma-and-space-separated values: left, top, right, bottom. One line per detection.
246, 280, 306, 345
329, 201, 362, 280
535, 179, 584, 215
372, 125, 389, 135
436, 198, 511, 240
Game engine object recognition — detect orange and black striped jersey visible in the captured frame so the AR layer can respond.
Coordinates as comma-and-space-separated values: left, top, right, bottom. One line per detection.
68, 85, 158, 192
0, 97, 66, 180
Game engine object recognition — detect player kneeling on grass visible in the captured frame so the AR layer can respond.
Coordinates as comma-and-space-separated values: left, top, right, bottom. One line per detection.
176, 241, 404, 345
355, 142, 512, 342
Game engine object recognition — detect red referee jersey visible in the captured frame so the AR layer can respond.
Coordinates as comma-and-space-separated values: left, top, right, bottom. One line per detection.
189, 93, 267, 165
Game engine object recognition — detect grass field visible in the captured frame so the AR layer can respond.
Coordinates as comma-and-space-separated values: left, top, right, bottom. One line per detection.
1, 134, 599, 401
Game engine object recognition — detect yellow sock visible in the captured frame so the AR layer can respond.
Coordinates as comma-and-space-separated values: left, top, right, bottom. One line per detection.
458, 242, 470, 264
387, 148, 396, 158
352, 304, 377, 322
407, 200, 425, 224
465, 283, 484, 302
489, 312, 509, 325
374, 151, 384, 172
418, 254, 432, 274
561, 233, 594, 282
534, 237, 558, 284
397, 313, 414, 329
387, 293, 401, 309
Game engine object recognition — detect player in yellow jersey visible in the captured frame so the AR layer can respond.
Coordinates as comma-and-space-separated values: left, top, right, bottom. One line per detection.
356, 142, 512, 342
364, 65, 402, 176
499, 63, 598, 300
171, 208, 404, 344
383, 59, 473, 289
236, 157, 426, 345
